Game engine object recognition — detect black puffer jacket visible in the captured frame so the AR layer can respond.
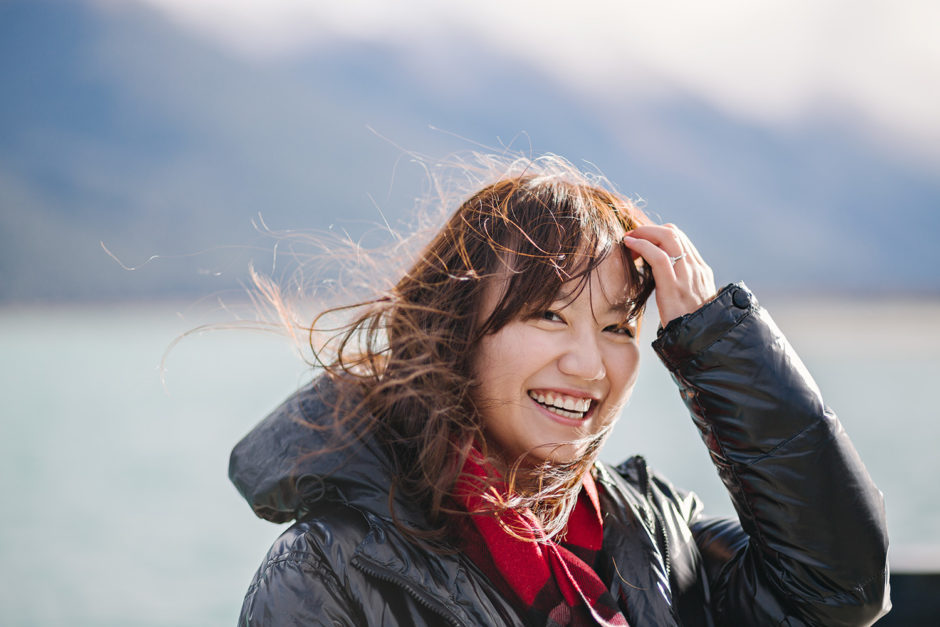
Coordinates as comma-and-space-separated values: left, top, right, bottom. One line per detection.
230, 283, 890, 626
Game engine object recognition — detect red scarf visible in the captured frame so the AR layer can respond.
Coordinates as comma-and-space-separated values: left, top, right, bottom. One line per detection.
455, 453, 629, 626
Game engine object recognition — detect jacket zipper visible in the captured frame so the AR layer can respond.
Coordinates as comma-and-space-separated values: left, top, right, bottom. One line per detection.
638, 459, 682, 624
638, 458, 672, 584
351, 555, 466, 627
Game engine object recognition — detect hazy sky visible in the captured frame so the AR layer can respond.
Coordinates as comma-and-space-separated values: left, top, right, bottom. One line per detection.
4, 0, 936, 300
115, 0, 940, 170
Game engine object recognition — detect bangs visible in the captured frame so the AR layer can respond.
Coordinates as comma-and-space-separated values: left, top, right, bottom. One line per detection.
472, 178, 654, 338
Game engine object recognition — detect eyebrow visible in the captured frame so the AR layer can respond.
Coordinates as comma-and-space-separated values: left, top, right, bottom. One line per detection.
551, 291, 637, 321
553, 280, 635, 313
606, 300, 635, 315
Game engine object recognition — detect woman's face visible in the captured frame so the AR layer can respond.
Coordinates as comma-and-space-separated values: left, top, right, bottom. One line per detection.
471, 252, 641, 465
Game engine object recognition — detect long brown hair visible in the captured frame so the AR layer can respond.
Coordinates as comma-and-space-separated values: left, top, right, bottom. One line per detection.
273, 156, 654, 541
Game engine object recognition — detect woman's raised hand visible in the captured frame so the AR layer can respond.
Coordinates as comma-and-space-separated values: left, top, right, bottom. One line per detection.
622, 224, 716, 328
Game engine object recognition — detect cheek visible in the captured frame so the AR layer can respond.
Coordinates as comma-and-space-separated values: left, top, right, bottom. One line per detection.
473, 324, 540, 375
470, 333, 517, 401
606, 344, 641, 402
470, 324, 554, 411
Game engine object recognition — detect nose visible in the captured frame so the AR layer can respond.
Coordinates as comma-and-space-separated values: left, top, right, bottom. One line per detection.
557, 333, 606, 381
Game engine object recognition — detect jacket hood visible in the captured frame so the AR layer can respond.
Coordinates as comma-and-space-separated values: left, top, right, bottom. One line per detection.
229, 375, 403, 524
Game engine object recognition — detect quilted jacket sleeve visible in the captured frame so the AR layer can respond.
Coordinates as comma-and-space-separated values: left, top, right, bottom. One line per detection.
652, 283, 890, 626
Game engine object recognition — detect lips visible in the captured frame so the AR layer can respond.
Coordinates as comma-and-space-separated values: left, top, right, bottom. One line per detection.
527, 390, 594, 420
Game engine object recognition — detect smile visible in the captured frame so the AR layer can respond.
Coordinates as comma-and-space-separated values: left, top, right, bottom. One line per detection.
527, 390, 594, 420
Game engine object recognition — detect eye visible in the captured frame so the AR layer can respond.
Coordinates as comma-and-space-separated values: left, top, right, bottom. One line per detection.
540, 310, 564, 323
604, 323, 636, 338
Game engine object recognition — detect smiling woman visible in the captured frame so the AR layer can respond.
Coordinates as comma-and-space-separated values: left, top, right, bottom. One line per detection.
472, 253, 641, 466
227, 155, 890, 626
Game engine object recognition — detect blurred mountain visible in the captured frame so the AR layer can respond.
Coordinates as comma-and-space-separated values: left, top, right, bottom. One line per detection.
1, 0, 938, 303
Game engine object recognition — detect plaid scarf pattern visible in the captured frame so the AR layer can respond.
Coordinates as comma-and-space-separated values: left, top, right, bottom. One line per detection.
455, 454, 629, 626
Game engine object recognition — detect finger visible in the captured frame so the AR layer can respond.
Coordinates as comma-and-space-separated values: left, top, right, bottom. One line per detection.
624, 224, 686, 257
672, 228, 705, 265
669, 250, 693, 278
669, 235, 716, 300
632, 224, 705, 273
655, 224, 703, 267
625, 224, 682, 245
627, 226, 697, 276
622, 235, 677, 281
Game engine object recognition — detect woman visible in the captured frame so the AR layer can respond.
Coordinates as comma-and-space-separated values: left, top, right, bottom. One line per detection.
229, 158, 890, 625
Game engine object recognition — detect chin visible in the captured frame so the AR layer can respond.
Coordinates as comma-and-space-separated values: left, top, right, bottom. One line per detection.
528, 441, 593, 466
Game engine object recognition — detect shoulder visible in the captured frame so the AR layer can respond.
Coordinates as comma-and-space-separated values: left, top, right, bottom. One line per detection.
240, 501, 372, 626
602, 458, 713, 563
601, 456, 704, 523
252, 500, 371, 579
240, 501, 524, 627
597, 456, 707, 566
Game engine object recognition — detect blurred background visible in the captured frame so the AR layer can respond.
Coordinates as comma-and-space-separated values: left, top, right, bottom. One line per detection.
2, 0, 938, 624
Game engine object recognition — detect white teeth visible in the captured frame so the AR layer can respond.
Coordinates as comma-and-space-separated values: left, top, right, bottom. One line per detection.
528, 391, 593, 419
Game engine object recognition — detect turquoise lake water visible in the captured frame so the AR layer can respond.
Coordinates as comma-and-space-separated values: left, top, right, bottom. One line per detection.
1, 296, 937, 625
